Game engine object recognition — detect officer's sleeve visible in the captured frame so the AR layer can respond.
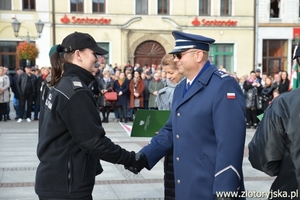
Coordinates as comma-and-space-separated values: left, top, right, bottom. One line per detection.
140, 116, 173, 170
248, 97, 287, 176
212, 77, 246, 192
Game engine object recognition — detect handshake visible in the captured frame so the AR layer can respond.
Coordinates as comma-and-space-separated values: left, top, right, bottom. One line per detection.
125, 151, 148, 174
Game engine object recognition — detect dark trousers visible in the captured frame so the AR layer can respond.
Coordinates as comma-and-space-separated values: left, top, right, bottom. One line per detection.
246, 108, 258, 125
0, 103, 7, 120
19, 94, 34, 119
117, 106, 127, 120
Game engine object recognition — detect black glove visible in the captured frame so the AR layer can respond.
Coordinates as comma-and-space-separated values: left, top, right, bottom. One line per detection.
125, 151, 148, 174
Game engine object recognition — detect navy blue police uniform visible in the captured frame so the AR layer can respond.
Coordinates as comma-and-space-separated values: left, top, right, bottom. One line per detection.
139, 31, 246, 200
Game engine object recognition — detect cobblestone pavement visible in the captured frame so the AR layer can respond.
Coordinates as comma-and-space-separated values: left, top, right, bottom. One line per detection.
0, 113, 275, 200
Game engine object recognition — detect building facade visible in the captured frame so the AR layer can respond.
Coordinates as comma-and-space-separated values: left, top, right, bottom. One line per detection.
0, 0, 255, 77
257, 0, 300, 77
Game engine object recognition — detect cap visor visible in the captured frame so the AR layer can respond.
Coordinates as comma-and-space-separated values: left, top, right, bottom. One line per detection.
169, 48, 190, 54
91, 45, 108, 55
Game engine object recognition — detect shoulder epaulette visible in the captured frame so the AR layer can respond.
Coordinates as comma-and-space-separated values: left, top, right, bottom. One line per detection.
214, 70, 229, 79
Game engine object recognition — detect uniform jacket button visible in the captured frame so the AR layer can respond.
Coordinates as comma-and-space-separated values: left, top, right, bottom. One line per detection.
176, 157, 179, 161
176, 135, 179, 139
177, 179, 180, 184
177, 113, 180, 117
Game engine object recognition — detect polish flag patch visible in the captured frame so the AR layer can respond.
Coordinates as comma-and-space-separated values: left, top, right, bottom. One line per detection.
227, 93, 236, 99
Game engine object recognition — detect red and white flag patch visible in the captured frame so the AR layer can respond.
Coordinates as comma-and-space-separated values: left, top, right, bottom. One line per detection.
227, 93, 236, 99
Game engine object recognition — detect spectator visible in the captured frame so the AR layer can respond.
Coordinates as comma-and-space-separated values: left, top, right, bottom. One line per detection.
35, 67, 50, 120
148, 72, 164, 110
129, 70, 144, 117
0, 66, 10, 122
260, 76, 275, 111
11, 68, 23, 119
16, 66, 37, 122
143, 71, 152, 109
3, 66, 12, 120
126, 72, 134, 121
243, 71, 262, 129
273, 73, 281, 89
255, 68, 262, 84
98, 70, 115, 123
278, 70, 290, 94
113, 72, 129, 122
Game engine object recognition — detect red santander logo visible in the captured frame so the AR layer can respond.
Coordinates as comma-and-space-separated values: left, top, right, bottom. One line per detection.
61, 14, 70, 24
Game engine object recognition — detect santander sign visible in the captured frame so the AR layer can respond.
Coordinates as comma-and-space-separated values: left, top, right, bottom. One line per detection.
60, 14, 111, 25
192, 17, 237, 27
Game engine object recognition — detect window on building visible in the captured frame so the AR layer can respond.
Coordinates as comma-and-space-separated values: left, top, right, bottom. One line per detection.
199, 0, 210, 16
157, 0, 169, 15
97, 42, 109, 64
220, 0, 231, 16
0, 0, 11, 10
270, 0, 280, 18
71, 0, 83, 13
136, 0, 148, 14
262, 40, 287, 77
23, 0, 35, 10
93, 0, 105, 13
209, 44, 234, 73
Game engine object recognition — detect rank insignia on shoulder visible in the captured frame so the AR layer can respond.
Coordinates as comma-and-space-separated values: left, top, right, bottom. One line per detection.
73, 81, 82, 87
216, 71, 229, 78
227, 93, 236, 99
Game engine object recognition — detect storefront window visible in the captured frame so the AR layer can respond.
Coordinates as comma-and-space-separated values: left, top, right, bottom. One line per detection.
220, 0, 231, 16
0, 0, 11, 10
199, 0, 210, 16
262, 40, 287, 77
157, 0, 169, 15
23, 0, 35, 10
92, 0, 105, 13
210, 44, 234, 73
71, 0, 83, 13
136, 0, 148, 14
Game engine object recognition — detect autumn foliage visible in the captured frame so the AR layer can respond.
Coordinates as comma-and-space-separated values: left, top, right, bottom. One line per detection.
17, 41, 39, 61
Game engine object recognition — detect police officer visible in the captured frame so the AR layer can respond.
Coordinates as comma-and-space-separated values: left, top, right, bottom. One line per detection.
35, 32, 144, 200
126, 31, 246, 200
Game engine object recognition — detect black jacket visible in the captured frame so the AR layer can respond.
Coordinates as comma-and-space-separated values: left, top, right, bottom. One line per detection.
248, 88, 300, 197
17, 72, 37, 95
35, 63, 135, 199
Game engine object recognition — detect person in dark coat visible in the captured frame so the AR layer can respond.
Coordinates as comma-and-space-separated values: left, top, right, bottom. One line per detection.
98, 69, 115, 123
126, 31, 246, 200
278, 70, 290, 94
35, 32, 144, 199
113, 72, 129, 122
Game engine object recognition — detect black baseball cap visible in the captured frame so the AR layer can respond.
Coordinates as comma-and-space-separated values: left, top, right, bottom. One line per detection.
61, 32, 108, 55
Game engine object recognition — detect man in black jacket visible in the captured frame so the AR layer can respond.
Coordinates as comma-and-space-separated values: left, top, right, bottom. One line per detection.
16, 65, 37, 122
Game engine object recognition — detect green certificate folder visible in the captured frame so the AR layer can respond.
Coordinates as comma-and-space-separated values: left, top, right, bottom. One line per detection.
131, 109, 171, 137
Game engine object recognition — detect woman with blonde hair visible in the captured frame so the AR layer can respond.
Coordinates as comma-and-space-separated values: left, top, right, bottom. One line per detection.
156, 54, 184, 200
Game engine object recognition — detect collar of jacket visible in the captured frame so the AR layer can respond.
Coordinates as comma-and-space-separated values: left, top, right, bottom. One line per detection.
63, 63, 95, 86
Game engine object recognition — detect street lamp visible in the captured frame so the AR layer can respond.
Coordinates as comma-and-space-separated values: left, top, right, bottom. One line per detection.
11, 18, 44, 42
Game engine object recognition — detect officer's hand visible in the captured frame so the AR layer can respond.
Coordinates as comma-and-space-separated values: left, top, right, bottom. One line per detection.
125, 151, 148, 174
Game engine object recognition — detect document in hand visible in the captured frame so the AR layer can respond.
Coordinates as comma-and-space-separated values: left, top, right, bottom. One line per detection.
131, 109, 171, 137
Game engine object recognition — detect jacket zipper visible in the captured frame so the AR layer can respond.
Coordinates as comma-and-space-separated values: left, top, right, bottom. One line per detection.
67, 156, 72, 193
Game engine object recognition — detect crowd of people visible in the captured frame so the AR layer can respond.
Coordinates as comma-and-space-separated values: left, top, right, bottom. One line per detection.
0, 65, 50, 122
219, 66, 290, 129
